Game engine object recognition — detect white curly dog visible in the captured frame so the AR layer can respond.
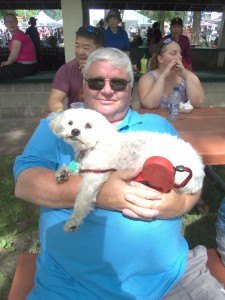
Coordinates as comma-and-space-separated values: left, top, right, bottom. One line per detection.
50, 108, 205, 231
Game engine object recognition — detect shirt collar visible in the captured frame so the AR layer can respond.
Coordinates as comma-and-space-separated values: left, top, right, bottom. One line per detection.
116, 108, 143, 132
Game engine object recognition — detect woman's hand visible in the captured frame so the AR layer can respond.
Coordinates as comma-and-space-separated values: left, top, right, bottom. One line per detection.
160, 59, 177, 79
1, 61, 8, 66
173, 58, 189, 78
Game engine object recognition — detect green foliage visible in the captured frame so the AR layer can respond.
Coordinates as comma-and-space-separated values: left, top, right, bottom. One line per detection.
44, 9, 62, 21
0, 9, 62, 21
137, 10, 190, 24
184, 165, 225, 249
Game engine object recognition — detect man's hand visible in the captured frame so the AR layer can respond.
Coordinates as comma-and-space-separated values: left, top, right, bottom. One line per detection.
96, 169, 201, 220
124, 180, 201, 219
96, 169, 162, 220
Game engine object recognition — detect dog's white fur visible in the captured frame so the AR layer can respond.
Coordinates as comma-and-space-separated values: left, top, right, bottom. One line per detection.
50, 108, 205, 231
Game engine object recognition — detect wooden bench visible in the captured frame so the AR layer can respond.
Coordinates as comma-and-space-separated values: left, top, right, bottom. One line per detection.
196, 70, 225, 82
2, 70, 56, 84
8, 249, 225, 299
8, 253, 38, 300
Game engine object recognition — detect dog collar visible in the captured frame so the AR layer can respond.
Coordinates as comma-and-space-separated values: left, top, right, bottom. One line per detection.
79, 168, 117, 174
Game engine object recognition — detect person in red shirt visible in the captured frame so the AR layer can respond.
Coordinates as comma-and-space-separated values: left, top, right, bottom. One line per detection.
0, 13, 37, 80
164, 18, 192, 71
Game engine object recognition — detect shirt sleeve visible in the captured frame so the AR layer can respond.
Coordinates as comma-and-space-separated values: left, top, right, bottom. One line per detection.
52, 64, 70, 94
123, 30, 130, 51
183, 36, 192, 65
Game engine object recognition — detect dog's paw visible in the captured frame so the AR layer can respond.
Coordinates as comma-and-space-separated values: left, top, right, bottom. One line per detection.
56, 165, 71, 184
64, 218, 82, 232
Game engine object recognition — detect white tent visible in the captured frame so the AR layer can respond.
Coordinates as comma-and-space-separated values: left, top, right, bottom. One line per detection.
123, 10, 150, 25
34, 11, 60, 27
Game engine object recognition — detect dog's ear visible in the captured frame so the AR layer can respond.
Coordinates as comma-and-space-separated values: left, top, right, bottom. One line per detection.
48, 112, 65, 136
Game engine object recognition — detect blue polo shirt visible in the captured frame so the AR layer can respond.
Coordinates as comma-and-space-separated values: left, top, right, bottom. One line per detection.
14, 109, 188, 300
104, 26, 130, 51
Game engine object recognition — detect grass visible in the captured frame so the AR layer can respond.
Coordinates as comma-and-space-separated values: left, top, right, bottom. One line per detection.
0, 156, 224, 299
0, 156, 40, 300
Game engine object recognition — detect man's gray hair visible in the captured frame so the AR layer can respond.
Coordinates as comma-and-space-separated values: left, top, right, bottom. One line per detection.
83, 47, 134, 85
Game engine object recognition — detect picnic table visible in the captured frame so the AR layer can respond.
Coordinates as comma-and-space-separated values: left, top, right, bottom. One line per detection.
139, 106, 225, 166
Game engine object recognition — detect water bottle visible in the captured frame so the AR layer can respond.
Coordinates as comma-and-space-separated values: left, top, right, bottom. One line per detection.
140, 55, 148, 74
168, 86, 181, 122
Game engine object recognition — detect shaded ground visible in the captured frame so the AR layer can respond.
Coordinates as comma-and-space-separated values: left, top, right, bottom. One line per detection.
0, 118, 40, 156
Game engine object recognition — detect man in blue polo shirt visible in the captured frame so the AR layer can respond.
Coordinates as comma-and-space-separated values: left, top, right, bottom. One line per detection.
14, 48, 225, 299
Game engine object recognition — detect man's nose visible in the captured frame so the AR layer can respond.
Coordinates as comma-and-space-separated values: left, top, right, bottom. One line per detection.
76, 48, 85, 56
71, 128, 80, 137
101, 80, 114, 94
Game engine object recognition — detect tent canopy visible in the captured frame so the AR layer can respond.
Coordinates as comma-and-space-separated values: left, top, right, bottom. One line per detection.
0, 0, 224, 12
34, 11, 60, 27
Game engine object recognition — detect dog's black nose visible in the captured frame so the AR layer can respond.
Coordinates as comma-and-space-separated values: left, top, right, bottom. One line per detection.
71, 128, 80, 137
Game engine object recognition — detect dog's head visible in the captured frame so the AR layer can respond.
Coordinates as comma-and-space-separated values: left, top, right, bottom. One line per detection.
49, 108, 117, 150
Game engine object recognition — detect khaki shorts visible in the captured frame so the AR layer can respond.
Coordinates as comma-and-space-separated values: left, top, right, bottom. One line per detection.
164, 245, 225, 300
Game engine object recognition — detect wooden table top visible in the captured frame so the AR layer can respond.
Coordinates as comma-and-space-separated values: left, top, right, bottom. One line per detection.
139, 107, 225, 166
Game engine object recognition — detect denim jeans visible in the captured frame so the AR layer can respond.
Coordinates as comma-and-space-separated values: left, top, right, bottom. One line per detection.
216, 197, 225, 265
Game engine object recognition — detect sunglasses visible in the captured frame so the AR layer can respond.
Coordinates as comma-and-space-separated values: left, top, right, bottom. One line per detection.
84, 78, 131, 91
157, 38, 173, 54
77, 25, 101, 39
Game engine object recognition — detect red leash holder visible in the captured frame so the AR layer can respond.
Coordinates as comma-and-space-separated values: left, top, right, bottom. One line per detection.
134, 156, 193, 193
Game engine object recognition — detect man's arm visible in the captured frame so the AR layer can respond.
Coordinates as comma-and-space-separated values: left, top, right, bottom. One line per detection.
47, 88, 67, 112
15, 167, 82, 208
15, 167, 200, 219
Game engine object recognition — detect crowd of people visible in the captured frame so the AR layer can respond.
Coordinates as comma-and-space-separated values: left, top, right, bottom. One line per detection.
1, 9, 224, 299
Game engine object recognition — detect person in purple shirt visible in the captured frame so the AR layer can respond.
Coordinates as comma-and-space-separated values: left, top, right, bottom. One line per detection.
47, 26, 104, 112
164, 18, 192, 70
103, 9, 130, 55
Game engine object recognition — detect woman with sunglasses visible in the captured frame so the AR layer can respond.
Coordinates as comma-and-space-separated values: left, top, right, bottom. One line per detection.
138, 39, 204, 110
0, 13, 37, 80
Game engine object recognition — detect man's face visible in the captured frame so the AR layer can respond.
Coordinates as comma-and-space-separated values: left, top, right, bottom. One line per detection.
75, 36, 99, 70
83, 61, 132, 124
171, 24, 183, 37
108, 17, 120, 30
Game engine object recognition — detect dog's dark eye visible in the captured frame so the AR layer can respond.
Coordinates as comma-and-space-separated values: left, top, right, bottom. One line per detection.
85, 123, 93, 129
68, 121, 73, 125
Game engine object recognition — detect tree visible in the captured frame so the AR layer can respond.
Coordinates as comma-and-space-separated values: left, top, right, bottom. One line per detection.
15, 10, 41, 21
43, 10, 62, 21
137, 10, 188, 24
